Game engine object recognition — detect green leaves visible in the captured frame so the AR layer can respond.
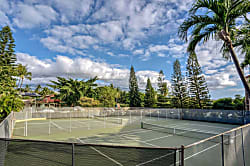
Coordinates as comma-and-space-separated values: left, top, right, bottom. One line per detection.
178, 0, 249, 54
171, 59, 188, 108
186, 53, 211, 109
48, 77, 98, 106
144, 78, 156, 108
0, 26, 24, 118
129, 66, 141, 107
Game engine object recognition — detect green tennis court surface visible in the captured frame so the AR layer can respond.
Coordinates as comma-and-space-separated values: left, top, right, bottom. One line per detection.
11, 116, 245, 166
1, 108, 249, 166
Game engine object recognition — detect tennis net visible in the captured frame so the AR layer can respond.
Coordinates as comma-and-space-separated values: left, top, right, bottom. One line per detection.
141, 122, 230, 144
93, 115, 122, 124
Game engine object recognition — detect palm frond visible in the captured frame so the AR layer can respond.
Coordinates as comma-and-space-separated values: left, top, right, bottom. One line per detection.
187, 26, 218, 52
178, 15, 220, 41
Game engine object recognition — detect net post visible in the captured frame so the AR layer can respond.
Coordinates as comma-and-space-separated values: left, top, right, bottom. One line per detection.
166, 110, 167, 120
141, 121, 143, 129
69, 107, 72, 133
221, 135, 224, 166
158, 111, 159, 120
72, 143, 75, 166
25, 111, 28, 137
140, 110, 142, 121
180, 145, 184, 166
130, 110, 132, 124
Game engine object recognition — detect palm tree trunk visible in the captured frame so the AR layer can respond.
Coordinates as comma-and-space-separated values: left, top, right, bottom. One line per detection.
227, 43, 250, 94
20, 78, 24, 92
17, 79, 21, 89
219, 30, 250, 111
228, 43, 250, 111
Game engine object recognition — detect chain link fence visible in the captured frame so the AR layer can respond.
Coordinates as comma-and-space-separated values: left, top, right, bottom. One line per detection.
0, 138, 177, 166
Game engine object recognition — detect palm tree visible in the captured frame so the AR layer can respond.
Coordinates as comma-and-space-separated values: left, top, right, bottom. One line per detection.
48, 77, 98, 106
35, 84, 42, 93
17, 64, 32, 91
178, 0, 250, 96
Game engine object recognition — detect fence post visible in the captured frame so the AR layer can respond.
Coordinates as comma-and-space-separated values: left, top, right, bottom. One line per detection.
241, 128, 246, 166
180, 145, 184, 166
221, 135, 224, 166
72, 143, 75, 166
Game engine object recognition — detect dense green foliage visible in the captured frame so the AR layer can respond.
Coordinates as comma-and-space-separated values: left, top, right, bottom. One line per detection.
48, 77, 98, 106
129, 66, 141, 107
78, 97, 100, 107
157, 70, 168, 96
186, 53, 211, 109
95, 85, 118, 107
144, 78, 156, 107
213, 95, 244, 110
16, 64, 32, 91
171, 59, 188, 108
0, 26, 24, 118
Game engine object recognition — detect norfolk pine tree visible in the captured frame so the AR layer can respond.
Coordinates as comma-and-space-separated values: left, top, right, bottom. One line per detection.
157, 70, 169, 108
129, 66, 141, 107
171, 59, 188, 108
157, 70, 168, 96
0, 26, 24, 118
144, 78, 156, 107
186, 53, 210, 109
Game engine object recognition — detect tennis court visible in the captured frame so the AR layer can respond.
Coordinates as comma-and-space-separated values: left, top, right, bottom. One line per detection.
1, 107, 250, 166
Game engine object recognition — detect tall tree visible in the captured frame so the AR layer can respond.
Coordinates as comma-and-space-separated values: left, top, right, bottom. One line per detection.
144, 78, 156, 107
171, 59, 188, 108
178, 0, 250, 108
0, 26, 17, 92
157, 70, 168, 96
17, 64, 32, 91
186, 53, 210, 109
129, 66, 141, 107
48, 77, 98, 106
0, 26, 24, 117
35, 84, 42, 93
95, 86, 116, 107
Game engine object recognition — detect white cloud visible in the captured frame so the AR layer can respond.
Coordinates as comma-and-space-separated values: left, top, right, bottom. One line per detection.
13, 4, 58, 28
51, 0, 93, 23
16, 52, 166, 90
149, 45, 169, 52
195, 40, 243, 90
140, 50, 151, 61
1, 0, 194, 52
157, 53, 166, 57
107, 52, 115, 56
133, 49, 144, 55
0, 11, 10, 26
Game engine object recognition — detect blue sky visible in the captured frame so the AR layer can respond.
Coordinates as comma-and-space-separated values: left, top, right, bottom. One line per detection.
0, 0, 247, 99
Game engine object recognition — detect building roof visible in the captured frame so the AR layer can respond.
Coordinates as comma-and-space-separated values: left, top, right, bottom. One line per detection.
20, 92, 41, 97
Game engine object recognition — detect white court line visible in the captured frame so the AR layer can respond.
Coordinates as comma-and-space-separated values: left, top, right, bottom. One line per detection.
76, 138, 123, 166
144, 134, 174, 142
120, 135, 158, 147
180, 123, 232, 130
51, 121, 65, 130
14, 127, 24, 130
136, 152, 176, 166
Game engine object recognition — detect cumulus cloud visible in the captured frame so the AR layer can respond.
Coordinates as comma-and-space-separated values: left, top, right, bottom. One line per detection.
195, 40, 243, 91
16, 52, 166, 90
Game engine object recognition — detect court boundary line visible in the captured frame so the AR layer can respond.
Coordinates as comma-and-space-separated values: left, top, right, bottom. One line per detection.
76, 138, 123, 166
136, 151, 176, 166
